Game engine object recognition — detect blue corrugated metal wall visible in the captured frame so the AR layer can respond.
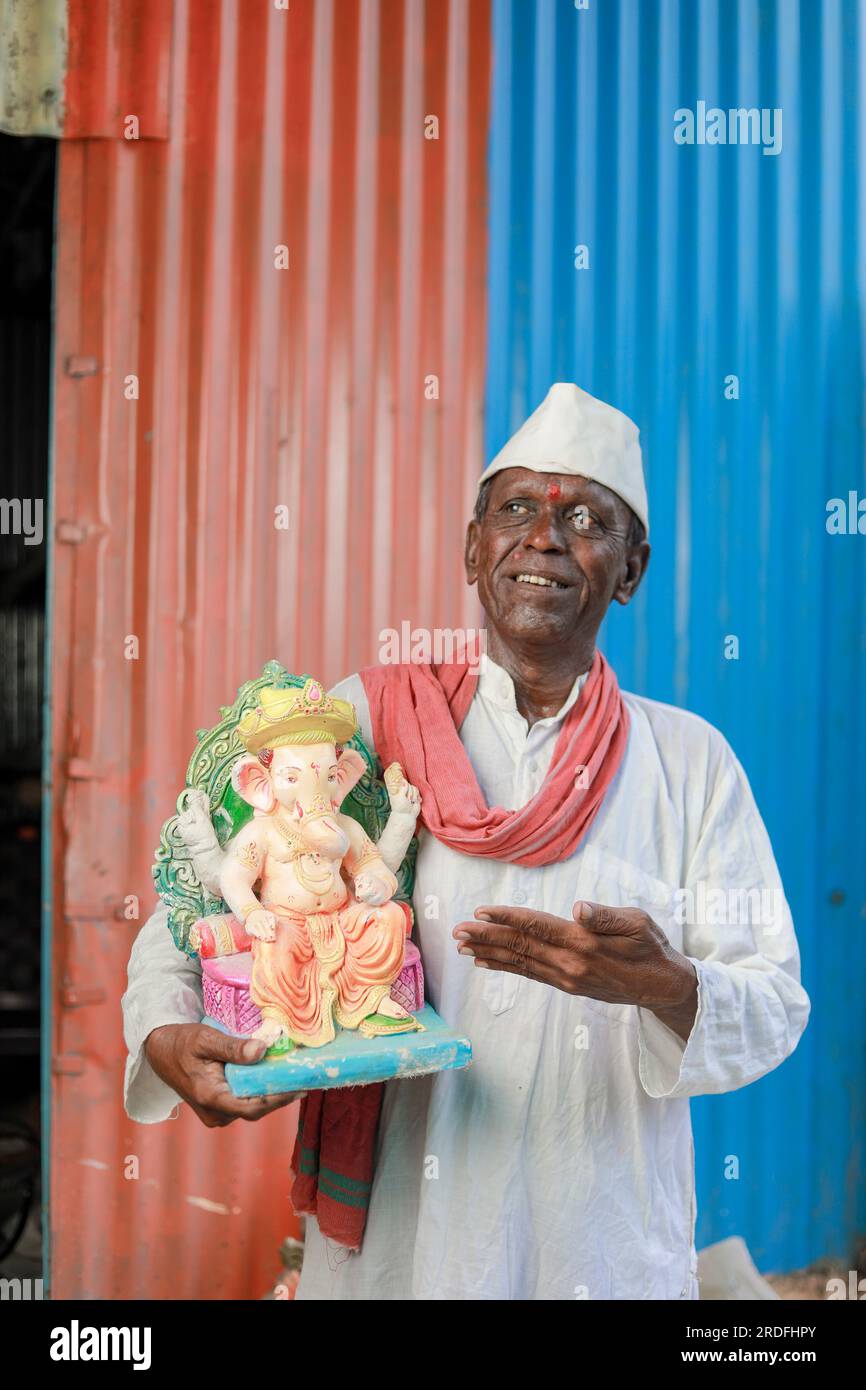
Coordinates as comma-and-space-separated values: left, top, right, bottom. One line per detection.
485, 0, 866, 1272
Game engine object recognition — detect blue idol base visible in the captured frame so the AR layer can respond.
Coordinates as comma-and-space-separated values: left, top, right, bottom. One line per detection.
210, 1005, 472, 1098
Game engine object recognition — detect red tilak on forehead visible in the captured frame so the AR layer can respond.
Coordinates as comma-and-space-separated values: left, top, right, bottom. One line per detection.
545, 481, 562, 500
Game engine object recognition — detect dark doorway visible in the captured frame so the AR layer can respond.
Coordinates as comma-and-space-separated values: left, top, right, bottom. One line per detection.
0, 132, 55, 1281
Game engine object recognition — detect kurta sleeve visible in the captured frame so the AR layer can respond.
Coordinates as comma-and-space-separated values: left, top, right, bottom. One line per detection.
636, 745, 810, 1100
121, 902, 204, 1123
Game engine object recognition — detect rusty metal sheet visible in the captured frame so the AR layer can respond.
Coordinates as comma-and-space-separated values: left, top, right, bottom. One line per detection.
48, 0, 490, 1298
64, 0, 173, 139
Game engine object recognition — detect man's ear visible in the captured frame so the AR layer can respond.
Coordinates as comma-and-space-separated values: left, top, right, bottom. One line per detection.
231, 755, 276, 812
613, 541, 651, 606
464, 519, 480, 586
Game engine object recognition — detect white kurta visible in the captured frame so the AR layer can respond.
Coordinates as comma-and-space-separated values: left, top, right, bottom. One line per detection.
122, 656, 810, 1300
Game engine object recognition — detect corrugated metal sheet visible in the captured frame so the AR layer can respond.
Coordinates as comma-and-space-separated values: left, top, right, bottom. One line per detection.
63, 0, 173, 138
48, 0, 490, 1297
486, 0, 866, 1271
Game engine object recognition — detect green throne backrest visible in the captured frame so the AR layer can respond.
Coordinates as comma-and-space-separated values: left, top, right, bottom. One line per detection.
152, 659, 418, 956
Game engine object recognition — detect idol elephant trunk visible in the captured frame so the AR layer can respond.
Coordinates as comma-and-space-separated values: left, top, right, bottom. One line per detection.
296, 809, 351, 860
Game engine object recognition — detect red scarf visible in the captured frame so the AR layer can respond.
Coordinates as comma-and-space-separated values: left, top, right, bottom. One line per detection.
359, 648, 629, 866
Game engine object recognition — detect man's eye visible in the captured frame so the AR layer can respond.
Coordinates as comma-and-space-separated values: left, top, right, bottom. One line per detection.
570, 507, 592, 531
503, 501, 529, 515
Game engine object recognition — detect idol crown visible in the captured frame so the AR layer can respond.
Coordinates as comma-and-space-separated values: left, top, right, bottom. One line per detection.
237, 678, 358, 753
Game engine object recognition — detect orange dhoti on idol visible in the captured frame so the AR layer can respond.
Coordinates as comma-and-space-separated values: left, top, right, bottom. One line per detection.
250, 899, 410, 1047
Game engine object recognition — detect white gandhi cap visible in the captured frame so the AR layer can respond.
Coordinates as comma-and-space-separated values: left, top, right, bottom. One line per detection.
478, 382, 649, 536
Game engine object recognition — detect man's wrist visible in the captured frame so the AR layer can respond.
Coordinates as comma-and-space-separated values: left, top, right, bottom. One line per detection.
649, 956, 699, 1042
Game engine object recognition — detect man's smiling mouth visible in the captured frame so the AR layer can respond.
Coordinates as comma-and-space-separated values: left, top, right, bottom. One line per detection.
513, 572, 570, 590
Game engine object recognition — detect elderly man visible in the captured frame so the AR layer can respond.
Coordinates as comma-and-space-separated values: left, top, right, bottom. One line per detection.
123, 383, 809, 1300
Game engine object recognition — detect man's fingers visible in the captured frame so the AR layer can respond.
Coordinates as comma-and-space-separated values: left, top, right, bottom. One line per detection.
181, 1027, 312, 1124
191, 1027, 269, 1066
466, 943, 626, 999
455, 924, 565, 974
196, 1074, 303, 1123
211, 1089, 299, 1122
188, 1100, 234, 1129
464, 951, 556, 989
454, 905, 577, 947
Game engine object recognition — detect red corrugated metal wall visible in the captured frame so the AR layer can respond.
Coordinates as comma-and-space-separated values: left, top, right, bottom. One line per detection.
49, 0, 490, 1298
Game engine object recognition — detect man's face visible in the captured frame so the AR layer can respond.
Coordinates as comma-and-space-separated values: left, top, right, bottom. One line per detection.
464, 468, 648, 649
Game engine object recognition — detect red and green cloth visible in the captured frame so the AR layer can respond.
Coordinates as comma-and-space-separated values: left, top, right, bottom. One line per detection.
291, 1083, 383, 1251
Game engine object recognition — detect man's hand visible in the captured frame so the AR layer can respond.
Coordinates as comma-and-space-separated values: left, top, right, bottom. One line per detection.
452, 901, 698, 1042
144, 1024, 304, 1128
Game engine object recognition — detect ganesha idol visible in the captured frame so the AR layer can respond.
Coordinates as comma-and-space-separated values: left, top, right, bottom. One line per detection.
152, 662, 438, 1076
219, 680, 422, 1047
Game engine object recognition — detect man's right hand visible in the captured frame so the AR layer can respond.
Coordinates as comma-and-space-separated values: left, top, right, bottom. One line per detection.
144, 1024, 304, 1128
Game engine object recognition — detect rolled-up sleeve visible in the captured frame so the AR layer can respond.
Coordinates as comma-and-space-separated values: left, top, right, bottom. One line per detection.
121, 903, 204, 1122
637, 747, 810, 1099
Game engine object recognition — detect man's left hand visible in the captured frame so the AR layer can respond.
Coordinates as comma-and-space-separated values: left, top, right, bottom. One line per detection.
452, 902, 699, 1042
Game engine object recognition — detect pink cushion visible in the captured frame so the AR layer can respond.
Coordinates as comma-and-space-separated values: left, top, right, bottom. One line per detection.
202, 936, 425, 1034
202, 953, 253, 989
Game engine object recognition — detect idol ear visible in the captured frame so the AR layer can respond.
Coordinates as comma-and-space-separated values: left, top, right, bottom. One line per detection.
231, 755, 276, 813
335, 747, 366, 798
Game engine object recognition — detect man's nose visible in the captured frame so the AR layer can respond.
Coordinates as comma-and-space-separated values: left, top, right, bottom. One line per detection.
521, 509, 568, 551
